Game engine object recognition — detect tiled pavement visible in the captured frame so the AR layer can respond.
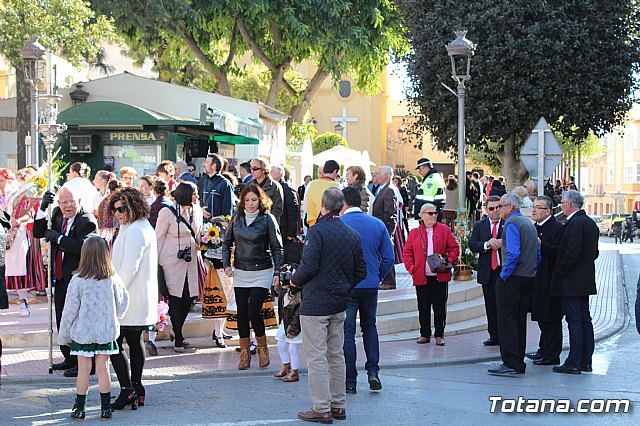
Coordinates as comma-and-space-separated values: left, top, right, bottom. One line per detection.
0, 246, 626, 383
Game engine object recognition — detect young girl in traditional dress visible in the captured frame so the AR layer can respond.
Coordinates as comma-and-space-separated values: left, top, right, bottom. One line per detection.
274, 264, 302, 382
58, 236, 130, 420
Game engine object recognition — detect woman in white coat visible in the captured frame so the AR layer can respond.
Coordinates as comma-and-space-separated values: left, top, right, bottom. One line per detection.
108, 187, 158, 410
156, 182, 202, 353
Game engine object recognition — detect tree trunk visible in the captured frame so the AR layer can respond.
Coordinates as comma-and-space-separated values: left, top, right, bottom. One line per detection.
216, 70, 231, 97
287, 67, 329, 127
16, 66, 30, 170
496, 134, 529, 190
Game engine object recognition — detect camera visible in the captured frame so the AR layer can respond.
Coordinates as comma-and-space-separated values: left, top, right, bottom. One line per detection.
279, 270, 292, 284
177, 247, 192, 262
279, 263, 299, 293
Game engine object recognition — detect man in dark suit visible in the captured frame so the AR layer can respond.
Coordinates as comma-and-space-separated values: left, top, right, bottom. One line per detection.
469, 195, 503, 346
33, 187, 97, 377
527, 195, 564, 366
270, 165, 302, 263
371, 166, 398, 290
551, 190, 599, 375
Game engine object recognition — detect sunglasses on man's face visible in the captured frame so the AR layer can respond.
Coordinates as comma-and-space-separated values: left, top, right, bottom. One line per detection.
486, 206, 499, 211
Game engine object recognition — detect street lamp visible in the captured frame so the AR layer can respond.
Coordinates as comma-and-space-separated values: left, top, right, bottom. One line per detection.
334, 121, 345, 134
38, 92, 66, 375
446, 30, 475, 214
20, 37, 47, 166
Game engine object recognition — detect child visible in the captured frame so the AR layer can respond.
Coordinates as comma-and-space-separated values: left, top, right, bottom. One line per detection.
58, 236, 130, 420
274, 269, 302, 382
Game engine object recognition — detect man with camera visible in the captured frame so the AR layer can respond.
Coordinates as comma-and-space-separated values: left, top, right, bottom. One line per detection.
33, 187, 98, 377
292, 187, 367, 423
340, 187, 394, 394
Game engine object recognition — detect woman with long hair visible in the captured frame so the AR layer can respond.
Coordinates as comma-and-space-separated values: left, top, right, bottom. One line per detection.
109, 187, 158, 410
96, 179, 122, 248
222, 184, 283, 370
155, 182, 203, 353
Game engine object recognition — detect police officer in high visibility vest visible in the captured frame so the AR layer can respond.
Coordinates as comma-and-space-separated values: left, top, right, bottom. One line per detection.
414, 158, 446, 220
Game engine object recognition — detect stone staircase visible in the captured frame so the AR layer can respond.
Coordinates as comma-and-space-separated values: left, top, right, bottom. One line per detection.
0, 266, 488, 348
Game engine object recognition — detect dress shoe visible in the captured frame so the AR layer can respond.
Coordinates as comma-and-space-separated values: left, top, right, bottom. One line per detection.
379, 284, 396, 290
526, 352, 543, 361
483, 339, 499, 346
487, 364, 524, 377
435, 337, 445, 346
346, 386, 357, 394
52, 361, 71, 371
146, 341, 158, 356
368, 374, 382, 391
331, 408, 346, 420
416, 336, 430, 344
298, 408, 333, 424
533, 358, 560, 366
63, 367, 79, 377
580, 365, 593, 372
553, 364, 581, 375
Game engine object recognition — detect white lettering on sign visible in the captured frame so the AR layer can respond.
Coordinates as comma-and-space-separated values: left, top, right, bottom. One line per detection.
109, 132, 157, 141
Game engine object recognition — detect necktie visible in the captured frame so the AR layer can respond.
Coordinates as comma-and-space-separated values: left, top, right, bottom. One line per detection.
491, 221, 498, 270
54, 218, 68, 281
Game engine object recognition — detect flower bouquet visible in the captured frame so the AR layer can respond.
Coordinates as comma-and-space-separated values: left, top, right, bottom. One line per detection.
199, 215, 230, 259
453, 210, 477, 281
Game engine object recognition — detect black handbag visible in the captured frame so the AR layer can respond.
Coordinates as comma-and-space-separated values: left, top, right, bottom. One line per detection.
419, 227, 453, 274
157, 265, 169, 298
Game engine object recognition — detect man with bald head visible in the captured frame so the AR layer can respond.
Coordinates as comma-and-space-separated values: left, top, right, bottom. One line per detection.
33, 187, 98, 377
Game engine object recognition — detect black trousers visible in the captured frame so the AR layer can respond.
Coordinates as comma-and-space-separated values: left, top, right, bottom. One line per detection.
235, 287, 269, 338
110, 328, 145, 387
481, 267, 501, 342
537, 320, 563, 362
169, 279, 193, 347
54, 279, 76, 367
416, 277, 448, 338
495, 275, 534, 373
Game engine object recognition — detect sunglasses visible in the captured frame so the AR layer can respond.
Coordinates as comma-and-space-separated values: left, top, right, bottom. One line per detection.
251, 167, 262, 171
487, 206, 498, 211
113, 206, 126, 214
188, 168, 194, 172
422, 211, 437, 216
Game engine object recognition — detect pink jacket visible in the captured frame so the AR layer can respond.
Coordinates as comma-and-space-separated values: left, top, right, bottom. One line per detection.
403, 222, 459, 285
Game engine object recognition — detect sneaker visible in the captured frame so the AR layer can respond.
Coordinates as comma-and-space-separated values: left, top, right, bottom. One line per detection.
19, 299, 30, 317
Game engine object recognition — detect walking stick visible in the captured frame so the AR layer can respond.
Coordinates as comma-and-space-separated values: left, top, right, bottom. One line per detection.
38, 93, 65, 374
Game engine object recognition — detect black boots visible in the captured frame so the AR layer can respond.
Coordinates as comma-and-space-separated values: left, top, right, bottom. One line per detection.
110, 387, 138, 410
71, 394, 86, 420
100, 392, 112, 420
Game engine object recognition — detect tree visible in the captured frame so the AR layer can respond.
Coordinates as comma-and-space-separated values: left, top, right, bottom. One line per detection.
89, 1, 407, 127
311, 132, 348, 178
0, 0, 115, 169
399, 0, 640, 187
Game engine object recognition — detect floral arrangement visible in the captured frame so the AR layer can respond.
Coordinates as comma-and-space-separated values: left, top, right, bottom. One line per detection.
156, 300, 170, 331
199, 215, 230, 259
453, 211, 477, 269
23, 148, 67, 196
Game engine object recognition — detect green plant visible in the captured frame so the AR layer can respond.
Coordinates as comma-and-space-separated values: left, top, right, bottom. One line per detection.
453, 211, 477, 268
395, 168, 412, 179
312, 132, 349, 178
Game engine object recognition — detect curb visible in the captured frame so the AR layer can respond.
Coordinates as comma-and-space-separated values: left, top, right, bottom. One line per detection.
1, 251, 630, 385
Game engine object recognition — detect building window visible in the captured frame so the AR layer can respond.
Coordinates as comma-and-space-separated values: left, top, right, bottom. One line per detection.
625, 124, 638, 150
625, 165, 635, 183
605, 133, 614, 151
606, 204, 611, 214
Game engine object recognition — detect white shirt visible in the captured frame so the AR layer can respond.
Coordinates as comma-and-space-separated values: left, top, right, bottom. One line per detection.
484, 220, 501, 267
425, 225, 437, 276
536, 215, 552, 227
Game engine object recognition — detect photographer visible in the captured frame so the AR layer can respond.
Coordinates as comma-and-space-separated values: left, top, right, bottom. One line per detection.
222, 184, 283, 370
156, 182, 203, 353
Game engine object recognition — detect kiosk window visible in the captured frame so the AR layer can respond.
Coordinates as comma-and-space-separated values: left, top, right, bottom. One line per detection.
103, 145, 161, 179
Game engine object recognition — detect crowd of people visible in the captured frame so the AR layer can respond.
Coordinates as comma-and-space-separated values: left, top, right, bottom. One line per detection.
0, 153, 602, 422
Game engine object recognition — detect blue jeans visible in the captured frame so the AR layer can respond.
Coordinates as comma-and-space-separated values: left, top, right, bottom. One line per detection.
343, 288, 379, 387
562, 296, 594, 368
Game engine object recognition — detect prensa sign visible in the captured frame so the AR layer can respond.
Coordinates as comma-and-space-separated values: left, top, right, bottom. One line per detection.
109, 132, 158, 141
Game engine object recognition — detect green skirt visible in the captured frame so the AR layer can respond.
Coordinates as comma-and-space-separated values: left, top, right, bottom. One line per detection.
70, 340, 119, 357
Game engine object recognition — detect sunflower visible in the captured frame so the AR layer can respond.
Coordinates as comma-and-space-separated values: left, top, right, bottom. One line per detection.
208, 227, 220, 239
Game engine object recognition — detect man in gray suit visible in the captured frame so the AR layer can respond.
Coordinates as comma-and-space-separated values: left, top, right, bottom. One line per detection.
371, 166, 398, 290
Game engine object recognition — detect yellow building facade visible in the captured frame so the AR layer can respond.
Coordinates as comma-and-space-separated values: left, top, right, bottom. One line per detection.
584, 104, 640, 215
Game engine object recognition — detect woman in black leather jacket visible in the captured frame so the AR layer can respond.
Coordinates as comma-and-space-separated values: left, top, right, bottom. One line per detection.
222, 184, 283, 370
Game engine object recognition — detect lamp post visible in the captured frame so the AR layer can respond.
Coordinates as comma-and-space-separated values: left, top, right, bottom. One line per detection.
334, 121, 345, 135
38, 93, 66, 374
20, 37, 47, 166
446, 30, 475, 214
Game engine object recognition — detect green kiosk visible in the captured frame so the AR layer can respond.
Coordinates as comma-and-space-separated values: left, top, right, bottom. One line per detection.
57, 101, 261, 177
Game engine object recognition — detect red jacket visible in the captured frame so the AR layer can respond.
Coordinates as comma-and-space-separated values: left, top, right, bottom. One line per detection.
403, 222, 460, 285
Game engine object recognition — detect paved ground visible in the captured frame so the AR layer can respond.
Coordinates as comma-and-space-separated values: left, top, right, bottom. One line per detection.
1, 238, 626, 383
1, 237, 638, 425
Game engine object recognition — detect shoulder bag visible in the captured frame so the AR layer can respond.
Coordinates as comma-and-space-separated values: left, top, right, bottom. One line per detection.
419, 226, 453, 274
